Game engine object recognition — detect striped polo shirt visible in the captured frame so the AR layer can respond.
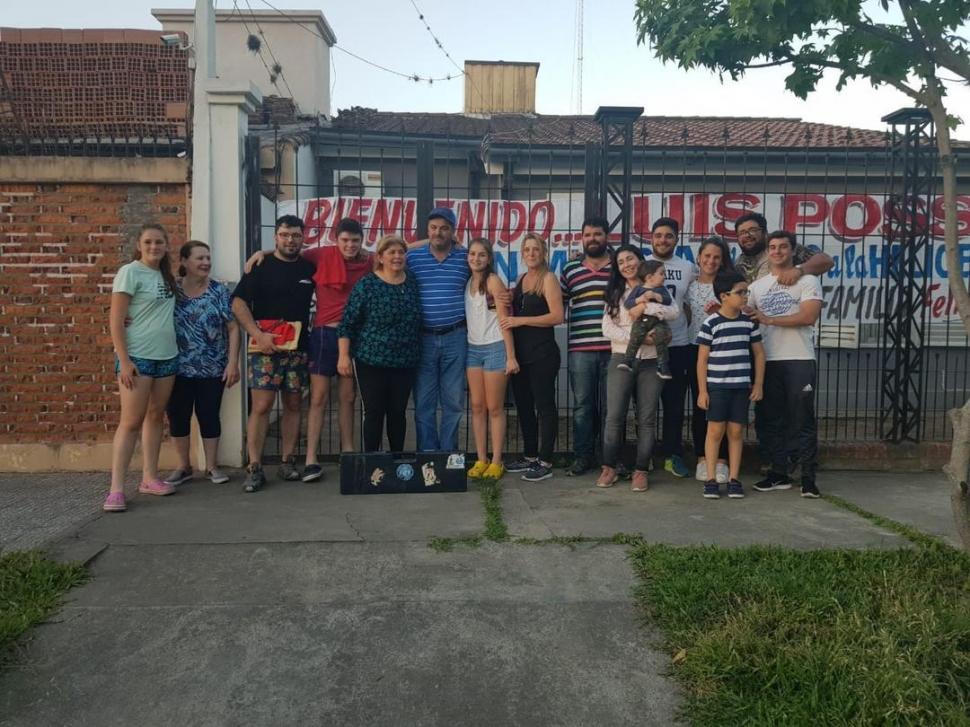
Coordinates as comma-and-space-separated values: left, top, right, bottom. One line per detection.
406, 243, 469, 329
560, 257, 613, 352
696, 312, 762, 389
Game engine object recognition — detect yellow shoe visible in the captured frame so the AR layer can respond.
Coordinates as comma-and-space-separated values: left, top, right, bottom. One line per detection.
468, 460, 489, 478
483, 462, 505, 480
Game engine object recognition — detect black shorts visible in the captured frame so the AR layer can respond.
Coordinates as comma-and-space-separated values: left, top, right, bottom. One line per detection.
308, 326, 339, 377
707, 388, 750, 424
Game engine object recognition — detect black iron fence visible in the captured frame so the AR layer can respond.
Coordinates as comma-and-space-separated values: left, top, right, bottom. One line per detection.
246, 117, 970, 459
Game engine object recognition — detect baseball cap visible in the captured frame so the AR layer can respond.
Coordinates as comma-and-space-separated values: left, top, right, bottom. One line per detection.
427, 207, 457, 228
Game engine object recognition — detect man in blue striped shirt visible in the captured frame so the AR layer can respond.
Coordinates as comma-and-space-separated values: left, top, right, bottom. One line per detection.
407, 208, 470, 450
696, 270, 765, 499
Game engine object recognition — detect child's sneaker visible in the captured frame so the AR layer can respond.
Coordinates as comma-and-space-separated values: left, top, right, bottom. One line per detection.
656, 362, 673, 380
801, 481, 821, 499
703, 480, 720, 499
753, 472, 793, 492
138, 479, 176, 496
505, 457, 536, 473
102, 491, 127, 512
727, 479, 745, 498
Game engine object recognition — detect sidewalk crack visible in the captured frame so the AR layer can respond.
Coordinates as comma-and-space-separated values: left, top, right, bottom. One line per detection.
344, 512, 364, 541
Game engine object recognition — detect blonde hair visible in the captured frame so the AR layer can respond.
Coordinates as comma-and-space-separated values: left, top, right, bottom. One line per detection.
374, 234, 407, 271
521, 233, 550, 295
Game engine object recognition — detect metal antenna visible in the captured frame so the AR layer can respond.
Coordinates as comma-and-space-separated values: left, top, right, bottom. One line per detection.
571, 0, 584, 114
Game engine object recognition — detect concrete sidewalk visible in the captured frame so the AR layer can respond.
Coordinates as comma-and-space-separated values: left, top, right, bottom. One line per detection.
0, 466, 960, 726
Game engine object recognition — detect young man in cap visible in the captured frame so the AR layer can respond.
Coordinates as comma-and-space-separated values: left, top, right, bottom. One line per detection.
407, 208, 470, 450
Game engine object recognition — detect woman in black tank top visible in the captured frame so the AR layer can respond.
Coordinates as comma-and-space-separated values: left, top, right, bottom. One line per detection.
499, 234, 564, 481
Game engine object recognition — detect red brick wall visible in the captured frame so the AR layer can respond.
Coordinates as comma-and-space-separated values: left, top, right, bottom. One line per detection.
0, 182, 188, 443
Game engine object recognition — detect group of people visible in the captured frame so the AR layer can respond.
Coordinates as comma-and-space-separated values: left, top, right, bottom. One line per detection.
104, 206, 832, 511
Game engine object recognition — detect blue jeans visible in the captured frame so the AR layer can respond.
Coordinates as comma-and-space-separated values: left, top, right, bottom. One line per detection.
414, 328, 468, 450
568, 350, 611, 463
603, 355, 663, 471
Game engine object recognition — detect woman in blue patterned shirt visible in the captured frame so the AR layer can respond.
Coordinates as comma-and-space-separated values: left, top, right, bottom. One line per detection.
337, 235, 422, 452
164, 241, 241, 485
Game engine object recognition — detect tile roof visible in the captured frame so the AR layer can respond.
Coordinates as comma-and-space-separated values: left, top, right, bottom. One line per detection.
329, 107, 893, 149
0, 28, 190, 142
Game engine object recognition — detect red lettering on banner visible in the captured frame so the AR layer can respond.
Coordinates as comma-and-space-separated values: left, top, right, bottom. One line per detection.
499, 202, 527, 245
831, 194, 881, 239
632, 196, 650, 237
528, 200, 554, 240
371, 199, 401, 241
714, 193, 760, 237
460, 201, 486, 240
931, 195, 970, 239
402, 200, 418, 243
667, 194, 684, 230
692, 194, 710, 237
302, 199, 331, 245
881, 196, 928, 240
783, 194, 828, 232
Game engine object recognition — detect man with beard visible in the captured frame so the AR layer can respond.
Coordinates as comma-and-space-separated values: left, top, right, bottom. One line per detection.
232, 215, 316, 492
408, 208, 470, 451
560, 216, 615, 476
646, 217, 697, 478
734, 212, 833, 284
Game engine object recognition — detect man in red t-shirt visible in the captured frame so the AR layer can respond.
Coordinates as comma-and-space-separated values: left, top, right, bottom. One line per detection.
244, 218, 371, 481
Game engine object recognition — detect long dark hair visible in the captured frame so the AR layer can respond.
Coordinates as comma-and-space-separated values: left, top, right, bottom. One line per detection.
132, 223, 176, 296
468, 237, 496, 296
605, 244, 644, 318
697, 235, 736, 274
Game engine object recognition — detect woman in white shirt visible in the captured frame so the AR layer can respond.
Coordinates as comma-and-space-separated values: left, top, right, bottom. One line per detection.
598, 245, 681, 492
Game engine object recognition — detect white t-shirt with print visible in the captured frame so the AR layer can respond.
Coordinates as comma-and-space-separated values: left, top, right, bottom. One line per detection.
748, 273, 822, 361
647, 253, 696, 346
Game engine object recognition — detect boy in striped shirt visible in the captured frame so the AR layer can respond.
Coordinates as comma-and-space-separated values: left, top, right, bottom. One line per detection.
696, 270, 765, 499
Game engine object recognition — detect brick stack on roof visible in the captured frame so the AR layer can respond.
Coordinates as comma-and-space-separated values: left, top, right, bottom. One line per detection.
0, 28, 190, 142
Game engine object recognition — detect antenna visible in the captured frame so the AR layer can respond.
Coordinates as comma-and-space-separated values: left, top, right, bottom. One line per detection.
572, 0, 583, 114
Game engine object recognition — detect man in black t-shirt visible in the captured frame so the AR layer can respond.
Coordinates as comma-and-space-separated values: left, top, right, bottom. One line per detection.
231, 214, 316, 492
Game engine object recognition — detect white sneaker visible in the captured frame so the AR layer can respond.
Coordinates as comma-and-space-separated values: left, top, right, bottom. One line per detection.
695, 461, 708, 482
715, 462, 729, 484
207, 468, 230, 484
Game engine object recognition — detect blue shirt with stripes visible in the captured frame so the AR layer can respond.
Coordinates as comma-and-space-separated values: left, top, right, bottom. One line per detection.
407, 243, 469, 328
696, 312, 762, 389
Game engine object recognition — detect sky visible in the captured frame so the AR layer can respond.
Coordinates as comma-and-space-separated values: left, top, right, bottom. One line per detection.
6, 0, 969, 134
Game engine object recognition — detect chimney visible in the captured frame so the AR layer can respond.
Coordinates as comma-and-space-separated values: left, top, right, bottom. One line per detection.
463, 60, 539, 115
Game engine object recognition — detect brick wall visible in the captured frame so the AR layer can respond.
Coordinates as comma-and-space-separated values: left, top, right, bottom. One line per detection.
0, 181, 189, 444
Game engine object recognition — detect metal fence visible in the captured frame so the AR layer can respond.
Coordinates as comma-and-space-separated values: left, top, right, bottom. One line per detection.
246, 117, 970, 460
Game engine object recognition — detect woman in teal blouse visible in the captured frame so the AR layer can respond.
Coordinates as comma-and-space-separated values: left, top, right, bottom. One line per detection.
337, 235, 422, 451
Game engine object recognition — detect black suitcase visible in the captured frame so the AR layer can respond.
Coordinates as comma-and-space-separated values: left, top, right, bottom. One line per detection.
339, 451, 468, 494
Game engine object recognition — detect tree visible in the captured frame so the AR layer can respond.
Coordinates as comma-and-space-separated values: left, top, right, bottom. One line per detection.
634, 0, 970, 547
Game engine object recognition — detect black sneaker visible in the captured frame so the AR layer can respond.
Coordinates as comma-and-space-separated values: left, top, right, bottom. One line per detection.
566, 459, 590, 477
753, 472, 793, 492
243, 464, 266, 493
801, 482, 821, 499
703, 480, 720, 499
727, 479, 745, 498
505, 457, 537, 473
521, 462, 553, 482
279, 457, 300, 481
301, 463, 323, 482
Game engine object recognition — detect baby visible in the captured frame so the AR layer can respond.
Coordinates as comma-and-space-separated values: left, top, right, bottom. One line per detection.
616, 260, 673, 379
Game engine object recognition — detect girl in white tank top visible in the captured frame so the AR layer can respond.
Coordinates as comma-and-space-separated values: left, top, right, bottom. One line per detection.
464, 239, 519, 481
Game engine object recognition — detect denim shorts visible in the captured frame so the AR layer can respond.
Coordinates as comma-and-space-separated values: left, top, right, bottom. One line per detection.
308, 326, 339, 377
248, 351, 309, 392
466, 340, 507, 372
115, 355, 178, 378
707, 388, 750, 424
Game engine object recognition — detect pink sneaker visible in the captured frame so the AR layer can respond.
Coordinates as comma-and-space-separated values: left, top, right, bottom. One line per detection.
138, 479, 176, 496
102, 491, 127, 512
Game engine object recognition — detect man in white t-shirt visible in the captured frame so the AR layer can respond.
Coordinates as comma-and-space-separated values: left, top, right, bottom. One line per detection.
647, 217, 697, 479
747, 230, 823, 499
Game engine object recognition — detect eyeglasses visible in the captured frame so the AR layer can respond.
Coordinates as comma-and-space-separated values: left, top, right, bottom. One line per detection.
737, 227, 763, 237
277, 233, 304, 240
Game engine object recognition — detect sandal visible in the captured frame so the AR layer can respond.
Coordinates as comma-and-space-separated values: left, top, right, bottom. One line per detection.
595, 466, 618, 488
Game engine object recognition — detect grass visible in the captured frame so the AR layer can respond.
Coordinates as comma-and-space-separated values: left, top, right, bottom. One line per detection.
476, 476, 509, 542
0, 551, 87, 665
629, 543, 970, 725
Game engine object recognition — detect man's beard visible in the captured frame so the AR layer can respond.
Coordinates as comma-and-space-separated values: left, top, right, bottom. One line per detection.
278, 248, 300, 260
584, 242, 608, 258
742, 240, 766, 257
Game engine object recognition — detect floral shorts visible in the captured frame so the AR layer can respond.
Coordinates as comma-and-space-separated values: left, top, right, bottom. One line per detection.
248, 351, 309, 393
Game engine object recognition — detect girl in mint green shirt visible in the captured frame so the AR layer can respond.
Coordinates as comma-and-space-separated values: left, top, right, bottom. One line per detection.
104, 224, 179, 513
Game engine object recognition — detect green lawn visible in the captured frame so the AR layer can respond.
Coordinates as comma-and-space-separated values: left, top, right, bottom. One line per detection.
0, 551, 87, 664
630, 543, 970, 725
